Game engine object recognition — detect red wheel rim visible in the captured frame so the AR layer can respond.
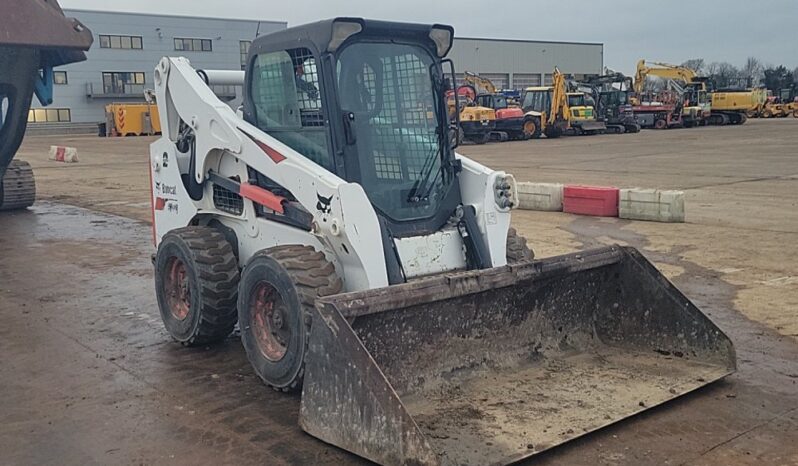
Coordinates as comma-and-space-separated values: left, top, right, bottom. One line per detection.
250, 282, 289, 362
523, 120, 536, 135
165, 257, 190, 320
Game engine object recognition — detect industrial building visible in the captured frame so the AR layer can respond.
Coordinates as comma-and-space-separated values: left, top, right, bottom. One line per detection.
449, 37, 604, 89
29, 10, 285, 127
31, 10, 603, 127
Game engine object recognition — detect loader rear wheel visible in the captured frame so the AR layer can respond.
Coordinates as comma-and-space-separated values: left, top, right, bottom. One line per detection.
155, 227, 240, 346
506, 227, 534, 263
238, 245, 342, 392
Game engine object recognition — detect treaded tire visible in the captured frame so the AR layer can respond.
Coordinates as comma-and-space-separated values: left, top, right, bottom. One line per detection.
238, 245, 342, 392
506, 227, 535, 263
0, 160, 36, 211
155, 226, 239, 346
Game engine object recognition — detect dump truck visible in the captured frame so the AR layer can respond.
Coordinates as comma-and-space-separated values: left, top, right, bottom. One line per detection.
149, 18, 736, 466
0, 0, 93, 210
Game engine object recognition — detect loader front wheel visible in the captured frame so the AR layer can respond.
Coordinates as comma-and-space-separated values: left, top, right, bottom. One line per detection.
506, 227, 534, 263
155, 227, 240, 346
238, 245, 342, 392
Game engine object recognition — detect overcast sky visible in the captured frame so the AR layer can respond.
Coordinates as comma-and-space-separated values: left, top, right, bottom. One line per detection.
61, 0, 798, 75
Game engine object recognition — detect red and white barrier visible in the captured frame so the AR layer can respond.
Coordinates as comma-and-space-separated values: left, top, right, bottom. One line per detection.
515, 181, 685, 223
48, 146, 79, 163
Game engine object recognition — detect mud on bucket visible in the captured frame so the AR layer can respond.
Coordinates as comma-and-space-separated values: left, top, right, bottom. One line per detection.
299, 246, 735, 466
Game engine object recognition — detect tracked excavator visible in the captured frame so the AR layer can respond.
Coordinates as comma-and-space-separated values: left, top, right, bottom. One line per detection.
0, 0, 93, 210
634, 60, 710, 127
150, 18, 735, 466
582, 72, 641, 133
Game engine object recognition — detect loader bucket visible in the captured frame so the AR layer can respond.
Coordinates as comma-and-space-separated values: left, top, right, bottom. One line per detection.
300, 246, 735, 466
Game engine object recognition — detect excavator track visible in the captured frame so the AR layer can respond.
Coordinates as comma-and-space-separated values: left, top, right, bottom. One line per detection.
0, 160, 36, 211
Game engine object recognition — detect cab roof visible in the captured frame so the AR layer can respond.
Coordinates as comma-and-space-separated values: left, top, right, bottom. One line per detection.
250, 17, 454, 58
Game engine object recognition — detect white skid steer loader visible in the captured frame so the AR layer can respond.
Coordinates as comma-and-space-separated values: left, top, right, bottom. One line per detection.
150, 18, 736, 466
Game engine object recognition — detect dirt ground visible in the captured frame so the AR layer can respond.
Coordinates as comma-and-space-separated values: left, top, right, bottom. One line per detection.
3, 119, 798, 465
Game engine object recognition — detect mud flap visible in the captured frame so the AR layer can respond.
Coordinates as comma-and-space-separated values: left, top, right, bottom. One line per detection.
300, 246, 735, 466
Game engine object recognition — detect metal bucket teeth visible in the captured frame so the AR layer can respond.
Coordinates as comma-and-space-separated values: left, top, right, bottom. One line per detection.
300, 246, 736, 466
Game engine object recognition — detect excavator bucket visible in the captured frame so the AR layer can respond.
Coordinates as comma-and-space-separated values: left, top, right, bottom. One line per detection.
300, 245, 735, 466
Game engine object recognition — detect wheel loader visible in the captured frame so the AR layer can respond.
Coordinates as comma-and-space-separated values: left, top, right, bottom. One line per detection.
0, 0, 92, 211
149, 18, 736, 466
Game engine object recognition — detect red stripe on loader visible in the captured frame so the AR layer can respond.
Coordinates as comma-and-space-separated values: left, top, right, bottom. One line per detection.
239, 129, 287, 164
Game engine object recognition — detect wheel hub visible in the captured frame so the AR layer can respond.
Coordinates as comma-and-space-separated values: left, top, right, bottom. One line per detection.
165, 257, 190, 320
251, 282, 290, 362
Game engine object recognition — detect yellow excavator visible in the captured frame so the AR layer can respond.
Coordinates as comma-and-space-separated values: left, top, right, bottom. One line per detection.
634, 60, 711, 127
520, 68, 605, 137
635, 60, 760, 126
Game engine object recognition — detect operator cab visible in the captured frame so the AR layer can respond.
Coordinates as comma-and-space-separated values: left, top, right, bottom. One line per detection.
243, 18, 460, 237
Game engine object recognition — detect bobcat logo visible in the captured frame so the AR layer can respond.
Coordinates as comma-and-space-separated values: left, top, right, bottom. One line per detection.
316, 193, 333, 215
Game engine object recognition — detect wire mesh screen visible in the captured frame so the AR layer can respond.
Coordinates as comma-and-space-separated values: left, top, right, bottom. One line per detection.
350, 52, 439, 182
337, 42, 447, 221
213, 184, 244, 215
250, 48, 332, 170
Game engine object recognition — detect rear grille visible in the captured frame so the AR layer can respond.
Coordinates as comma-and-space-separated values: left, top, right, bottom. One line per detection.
213, 184, 243, 215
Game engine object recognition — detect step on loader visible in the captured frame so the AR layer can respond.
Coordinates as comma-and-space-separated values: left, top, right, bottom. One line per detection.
149, 18, 736, 466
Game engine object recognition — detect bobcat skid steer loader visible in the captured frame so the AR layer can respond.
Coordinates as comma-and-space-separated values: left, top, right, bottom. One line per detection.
149, 18, 735, 466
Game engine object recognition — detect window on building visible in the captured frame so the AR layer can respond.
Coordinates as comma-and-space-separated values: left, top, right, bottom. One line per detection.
240, 40, 251, 70
102, 71, 146, 95
28, 108, 71, 123
99, 34, 143, 50
174, 37, 213, 52
53, 71, 68, 85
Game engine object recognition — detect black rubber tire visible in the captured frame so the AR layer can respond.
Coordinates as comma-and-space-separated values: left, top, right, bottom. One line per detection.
0, 160, 36, 211
238, 245, 342, 392
544, 126, 562, 139
506, 227, 535, 263
155, 226, 239, 346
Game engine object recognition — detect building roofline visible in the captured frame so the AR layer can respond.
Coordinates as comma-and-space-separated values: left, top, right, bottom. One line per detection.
63, 8, 287, 26
455, 36, 603, 47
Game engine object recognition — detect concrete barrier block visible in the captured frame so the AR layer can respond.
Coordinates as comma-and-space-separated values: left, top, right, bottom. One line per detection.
49, 146, 79, 163
517, 182, 563, 211
563, 185, 619, 217
619, 188, 685, 223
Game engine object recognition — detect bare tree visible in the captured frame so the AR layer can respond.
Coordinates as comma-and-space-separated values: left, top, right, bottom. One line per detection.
707, 62, 741, 88
681, 58, 705, 74
741, 57, 763, 87
794, 66, 798, 84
